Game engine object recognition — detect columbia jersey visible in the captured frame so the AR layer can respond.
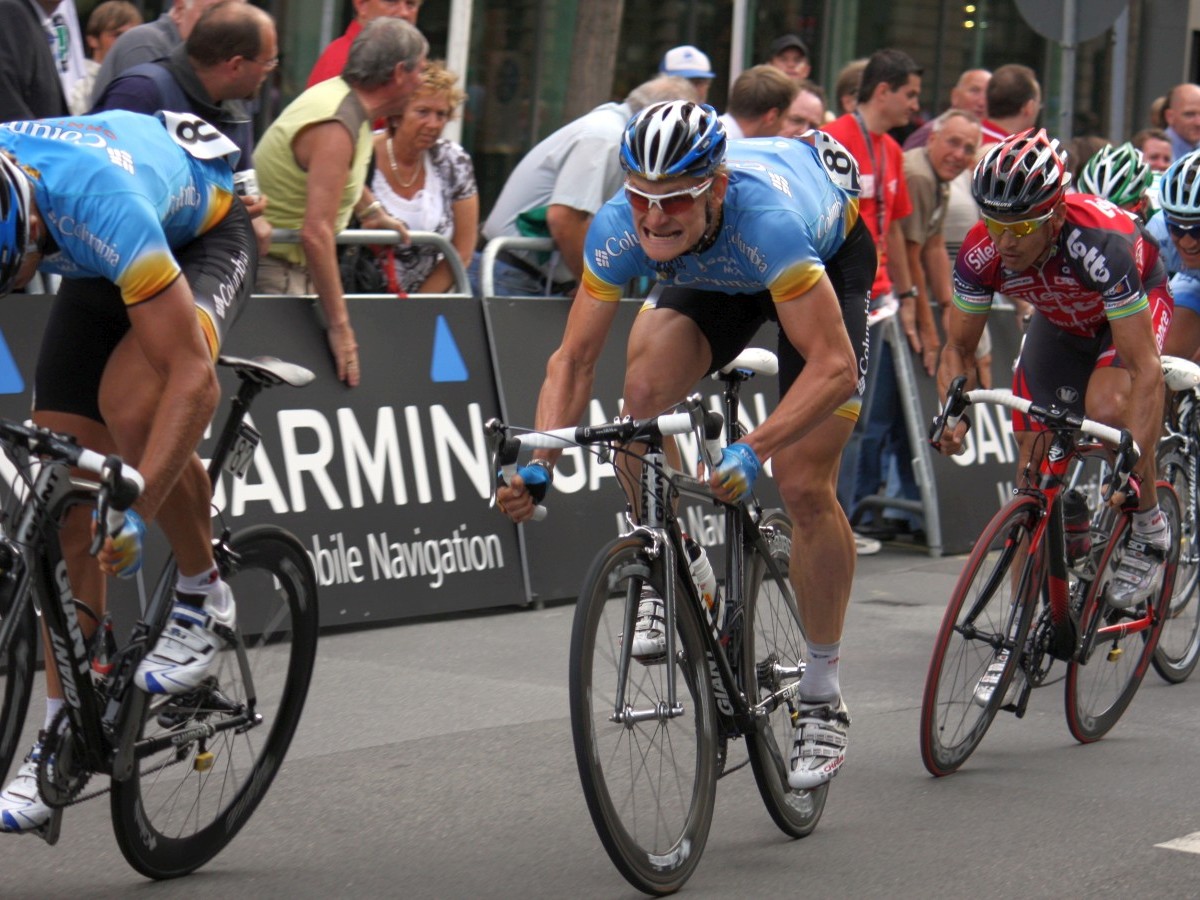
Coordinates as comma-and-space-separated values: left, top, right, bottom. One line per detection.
1146, 211, 1200, 314
0, 110, 236, 306
953, 193, 1168, 336
583, 136, 862, 303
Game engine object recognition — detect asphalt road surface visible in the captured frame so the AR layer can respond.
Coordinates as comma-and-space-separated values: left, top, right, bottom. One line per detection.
4, 542, 1200, 899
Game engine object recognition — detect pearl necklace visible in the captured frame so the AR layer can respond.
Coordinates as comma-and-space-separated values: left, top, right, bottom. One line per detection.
386, 135, 422, 189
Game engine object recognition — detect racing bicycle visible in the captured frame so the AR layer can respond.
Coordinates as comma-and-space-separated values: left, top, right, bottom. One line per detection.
486, 349, 820, 896
921, 376, 1179, 776
0, 355, 319, 879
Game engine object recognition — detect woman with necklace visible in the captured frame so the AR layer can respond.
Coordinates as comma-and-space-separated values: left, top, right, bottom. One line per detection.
368, 61, 478, 295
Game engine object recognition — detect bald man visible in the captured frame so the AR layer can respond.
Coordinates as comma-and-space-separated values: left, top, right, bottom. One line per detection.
1165, 83, 1200, 160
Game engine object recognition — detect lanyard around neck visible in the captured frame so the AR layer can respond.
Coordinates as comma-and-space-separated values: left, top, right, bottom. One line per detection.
854, 110, 888, 238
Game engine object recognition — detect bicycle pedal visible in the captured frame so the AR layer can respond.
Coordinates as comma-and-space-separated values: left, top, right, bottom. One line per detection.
34, 808, 63, 846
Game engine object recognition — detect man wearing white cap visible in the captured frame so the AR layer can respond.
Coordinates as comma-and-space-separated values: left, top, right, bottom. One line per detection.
659, 44, 714, 102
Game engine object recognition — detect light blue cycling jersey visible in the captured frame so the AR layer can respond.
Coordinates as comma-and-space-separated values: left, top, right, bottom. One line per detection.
0, 110, 236, 306
1146, 210, 1200, 315
581, 137, 861, 303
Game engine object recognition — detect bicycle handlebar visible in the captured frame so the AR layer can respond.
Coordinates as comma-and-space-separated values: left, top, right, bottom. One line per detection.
486, 395, 725, 521
0, 420, 145, 509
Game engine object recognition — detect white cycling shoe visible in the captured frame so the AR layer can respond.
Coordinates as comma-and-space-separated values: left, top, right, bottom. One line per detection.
135, 583, 237, 695
630, 587, 667, 662
788, 698, 851, 789
0, 737, 52, 834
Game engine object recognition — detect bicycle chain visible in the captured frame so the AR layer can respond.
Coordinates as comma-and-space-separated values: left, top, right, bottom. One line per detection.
37, 708, 92, 808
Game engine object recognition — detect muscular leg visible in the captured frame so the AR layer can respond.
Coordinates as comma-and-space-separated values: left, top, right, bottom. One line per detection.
1085, 366, 1158, 509
772, 414, 857, 644
97, 324, 216, 577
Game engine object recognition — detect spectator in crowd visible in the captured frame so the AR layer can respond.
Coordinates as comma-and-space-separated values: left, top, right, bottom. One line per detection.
658, 45, 715, 103
980, 63, 1041, 145
1164, 83, 1200, 160
69, 0, 142, 114
717, 64, 797, 139
480, 75, 697, 298
1149, 95, 1168, 129
766, 33, 811, 83
254, 18, 428, 387
1134, 127, 1174, 172
903, 67, 989, 150
308, 0, 421, 88
366, 61, 477, 294
90, 0, 235, 106
779, 79, 827, 138
833, 58, 867, 116
32, 0, 91, 113
823, 48, 921, 548
0, 0, 68, 120
93, 1, 277, 256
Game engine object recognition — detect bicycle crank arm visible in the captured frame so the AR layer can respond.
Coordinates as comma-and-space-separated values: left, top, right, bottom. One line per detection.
750, 677, 802, 719
134, 711, 259, 759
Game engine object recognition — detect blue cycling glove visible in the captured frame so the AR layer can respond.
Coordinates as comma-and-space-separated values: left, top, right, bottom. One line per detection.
516, 461, 553, 504
95, 508, 146, 579
714, 443, 761, 502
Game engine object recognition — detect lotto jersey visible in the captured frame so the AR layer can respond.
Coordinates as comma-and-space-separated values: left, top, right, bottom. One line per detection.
953, 193, 1168, 337
0, 110, 236, 306
582, 137, 861, 303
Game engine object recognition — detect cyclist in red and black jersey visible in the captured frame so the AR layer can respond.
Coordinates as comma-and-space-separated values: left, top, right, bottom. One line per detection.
937, 128, 1172, 610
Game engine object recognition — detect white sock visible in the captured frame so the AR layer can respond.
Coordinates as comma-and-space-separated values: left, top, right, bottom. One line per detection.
175, 566, 230, 614
1132, 506, 1168, 547
799, 641, 841, 702
43, 698, 65, 732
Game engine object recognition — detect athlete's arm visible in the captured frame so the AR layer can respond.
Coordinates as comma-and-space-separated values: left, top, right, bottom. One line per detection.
741, 273, 858, 464
1108, 309, 1165, 503
123, 276, 220, 519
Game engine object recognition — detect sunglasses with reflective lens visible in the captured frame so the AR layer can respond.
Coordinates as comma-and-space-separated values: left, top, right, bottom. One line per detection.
624, 178, 714, 216
1166, 218, 1200, 241
982, 210, 1054, 239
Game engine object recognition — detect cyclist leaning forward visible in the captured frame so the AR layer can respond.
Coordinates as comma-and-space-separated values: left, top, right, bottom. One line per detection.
0, 110, 255, 834
936, 128, 1173, 615
497, 100, 876, 789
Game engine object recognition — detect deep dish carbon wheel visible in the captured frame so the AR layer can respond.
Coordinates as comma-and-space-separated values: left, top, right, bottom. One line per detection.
741, 511, 827, 836
0, 574, 36, 787
110, 526, 318, 879
569, 536, 717, 896
920, 496, 1042, 776
1153, 450, 1200, 683
1065, 483, 1178, 742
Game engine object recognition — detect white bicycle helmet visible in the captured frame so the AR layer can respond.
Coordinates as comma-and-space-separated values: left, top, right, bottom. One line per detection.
1160, 149, 1200, 222
619, 101, 726, 181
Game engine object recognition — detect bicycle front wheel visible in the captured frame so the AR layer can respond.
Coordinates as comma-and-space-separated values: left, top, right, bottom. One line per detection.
1065, 482, 1178, 742
0, 577, 36, 784
111, 526, 319, 879
569, 536, 718, 896
1153, 449, 1200, 683
742, 510, 827, 837
920, 495, 1042, 776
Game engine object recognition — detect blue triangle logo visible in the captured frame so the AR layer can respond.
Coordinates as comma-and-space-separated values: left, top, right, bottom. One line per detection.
0, 328, 24, 394
431, 315, 468, 382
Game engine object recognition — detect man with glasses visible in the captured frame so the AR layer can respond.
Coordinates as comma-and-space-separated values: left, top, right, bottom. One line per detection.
497, 100, 876, 789
937, 129, 1172, 613
1151, 150, 1200, 362
93, 1, 278, 254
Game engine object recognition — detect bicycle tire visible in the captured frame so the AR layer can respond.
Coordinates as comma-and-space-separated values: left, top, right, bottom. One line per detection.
741, 510, 828, 836
569, 536, 718, 896
111, 525, 319, 879
920, 495, 1043, 776
0, 579, 36, 784
1153, 449, 1200, 682
1065, 481, 1179, 742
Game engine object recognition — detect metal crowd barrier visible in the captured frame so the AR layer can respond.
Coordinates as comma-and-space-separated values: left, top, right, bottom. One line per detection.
266, 228, 474, 299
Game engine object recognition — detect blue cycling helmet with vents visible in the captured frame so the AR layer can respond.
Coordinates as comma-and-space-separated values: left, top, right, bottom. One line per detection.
0, 152, 32, 296
620, 101, 726, 181
1160, 149, 1200, 222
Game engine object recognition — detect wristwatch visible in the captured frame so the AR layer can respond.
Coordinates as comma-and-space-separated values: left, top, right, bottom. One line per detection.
897, 287, 919, 299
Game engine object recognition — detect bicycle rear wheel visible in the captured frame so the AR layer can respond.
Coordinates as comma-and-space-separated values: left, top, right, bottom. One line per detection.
741, 510, 827, 836
920, 495, 1042, 776
1153, 450, 1200, 683
1065, 482, 1178, 742
569, 536, 717, 896
0, 577, 36, 784
111, 526, 319, 879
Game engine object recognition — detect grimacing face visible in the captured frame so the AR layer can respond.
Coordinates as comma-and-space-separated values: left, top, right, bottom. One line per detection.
625, 173, 726, 263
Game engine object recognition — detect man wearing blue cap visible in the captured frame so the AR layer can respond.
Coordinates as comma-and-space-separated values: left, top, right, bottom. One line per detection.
659, 44, 714, 102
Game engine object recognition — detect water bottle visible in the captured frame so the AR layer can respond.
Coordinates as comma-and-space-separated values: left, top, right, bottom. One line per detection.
684, 536, 722, 633
89, 612, 117, 685
1062, 489, 1092, 563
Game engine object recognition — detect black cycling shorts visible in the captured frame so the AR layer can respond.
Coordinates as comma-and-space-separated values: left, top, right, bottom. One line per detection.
643, 215, 875, 416
35, 201, 256, 423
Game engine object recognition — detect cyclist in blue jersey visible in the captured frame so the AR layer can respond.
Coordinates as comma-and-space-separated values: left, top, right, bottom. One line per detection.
1150, 150, 1200, 362
0, 109, 255, 836
497, 100, 877, 789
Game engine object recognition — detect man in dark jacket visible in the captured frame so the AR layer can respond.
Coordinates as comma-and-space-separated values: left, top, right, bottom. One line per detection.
0, 0, 68, 121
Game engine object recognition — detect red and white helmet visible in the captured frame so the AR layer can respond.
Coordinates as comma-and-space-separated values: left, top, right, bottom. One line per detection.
971, 128, 1069, 218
